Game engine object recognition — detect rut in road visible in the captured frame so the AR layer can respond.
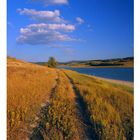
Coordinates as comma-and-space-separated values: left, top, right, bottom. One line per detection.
29, 70, 98, 140
29, 71, 59, 140
63, 71, 99, 140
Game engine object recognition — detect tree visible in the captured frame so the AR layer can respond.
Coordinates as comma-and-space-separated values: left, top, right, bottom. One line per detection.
48, 57, 57, 68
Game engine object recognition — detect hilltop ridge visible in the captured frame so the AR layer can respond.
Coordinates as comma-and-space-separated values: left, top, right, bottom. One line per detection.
35, 56, 134, 68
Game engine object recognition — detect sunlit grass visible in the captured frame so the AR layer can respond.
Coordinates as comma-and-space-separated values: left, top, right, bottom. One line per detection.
64, 70, 133, 140
35, 71, 81, 140
7, 58, 133, 140
7, 59, 57, 139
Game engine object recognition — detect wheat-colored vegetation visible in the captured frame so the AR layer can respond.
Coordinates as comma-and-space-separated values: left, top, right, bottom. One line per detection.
7, 58, 83, 140
8, 58, 133, 140
7, 58, 58, 139
31, 71, 82, 140
64, 70, 133, 140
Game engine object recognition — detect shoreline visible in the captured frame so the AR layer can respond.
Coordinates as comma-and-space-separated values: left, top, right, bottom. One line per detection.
58, 65, 133, 68
59, 67, 134, 88
93, 76, 134, 88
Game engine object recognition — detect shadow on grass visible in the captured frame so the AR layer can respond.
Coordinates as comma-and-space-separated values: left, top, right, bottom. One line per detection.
64, 72, 100, 140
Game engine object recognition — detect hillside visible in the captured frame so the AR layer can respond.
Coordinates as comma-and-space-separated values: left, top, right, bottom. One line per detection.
59, 57, 134, 68
35, 57, 133, 68
7, 58, 133, 140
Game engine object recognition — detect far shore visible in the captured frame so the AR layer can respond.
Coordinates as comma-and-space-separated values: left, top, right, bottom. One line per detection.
58, 65, 133, 68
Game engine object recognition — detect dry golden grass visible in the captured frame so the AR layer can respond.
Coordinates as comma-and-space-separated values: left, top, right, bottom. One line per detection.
7, 58, 133, 140
35, 71, 80, 140
7, 58, 58, 140
7, 58, 82, 140
64, 70, 133, 140
55, 71, 76, 100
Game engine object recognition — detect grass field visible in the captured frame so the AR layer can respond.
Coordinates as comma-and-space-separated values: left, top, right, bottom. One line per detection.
7, 58, 133, 140
7, 58, 58, 139
64, 70, 133, 140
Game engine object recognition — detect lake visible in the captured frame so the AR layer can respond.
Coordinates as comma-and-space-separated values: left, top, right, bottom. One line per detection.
59, 67, 134, 82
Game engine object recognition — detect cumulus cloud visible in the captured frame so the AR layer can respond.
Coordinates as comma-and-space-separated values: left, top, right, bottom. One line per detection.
18, 8, 65, 23
31, 0, 68, 6
76, 17, 84, 24
26, 23, 75, 32
17, 23, 75, 45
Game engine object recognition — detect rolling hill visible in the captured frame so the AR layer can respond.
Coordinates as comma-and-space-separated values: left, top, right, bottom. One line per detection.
7, 57, 133, 140
35, 57, 134, 68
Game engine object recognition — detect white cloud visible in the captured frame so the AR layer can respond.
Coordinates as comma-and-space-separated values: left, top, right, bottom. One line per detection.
76, 17, 84, 24
17, 23, 75, 45
26, 23, 75, 32
31, 0, 68, 6
18, 8, 65, 23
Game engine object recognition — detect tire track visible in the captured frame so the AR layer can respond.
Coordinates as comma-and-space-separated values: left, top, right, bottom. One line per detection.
63, 71, 99, 140
29, 71, 59, 140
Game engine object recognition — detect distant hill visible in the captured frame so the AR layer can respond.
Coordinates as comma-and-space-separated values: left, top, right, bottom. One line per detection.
34, 57, 134, 68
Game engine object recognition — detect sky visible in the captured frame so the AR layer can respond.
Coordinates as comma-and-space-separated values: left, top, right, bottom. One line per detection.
7, 0, 134, 62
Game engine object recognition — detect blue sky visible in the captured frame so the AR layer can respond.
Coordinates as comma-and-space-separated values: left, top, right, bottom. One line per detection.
7, 0, 134, 62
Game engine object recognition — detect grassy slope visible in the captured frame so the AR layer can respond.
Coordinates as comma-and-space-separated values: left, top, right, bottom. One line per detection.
7, 58, 133, 140
64, 70, 133, 140
7, 58, 58, 139
8, 59, 85, 140
30, 70, 84, 140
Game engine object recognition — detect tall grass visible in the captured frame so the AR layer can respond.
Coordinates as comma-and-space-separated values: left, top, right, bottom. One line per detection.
64, 70, 133, 140
32, 71, 81, 140
7, 58, 133, 140
7, 60, 57, 139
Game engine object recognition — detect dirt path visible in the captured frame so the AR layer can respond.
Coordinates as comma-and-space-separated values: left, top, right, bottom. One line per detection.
29, 71, 59, 140
29, 70, 98, 140
63, 71, 98, 140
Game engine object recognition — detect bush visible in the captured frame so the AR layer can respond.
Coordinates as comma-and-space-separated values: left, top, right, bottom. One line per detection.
48, 57, 57, 68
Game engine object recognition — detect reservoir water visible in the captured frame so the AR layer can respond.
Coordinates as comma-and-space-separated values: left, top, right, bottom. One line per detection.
60, 67, 134, 82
